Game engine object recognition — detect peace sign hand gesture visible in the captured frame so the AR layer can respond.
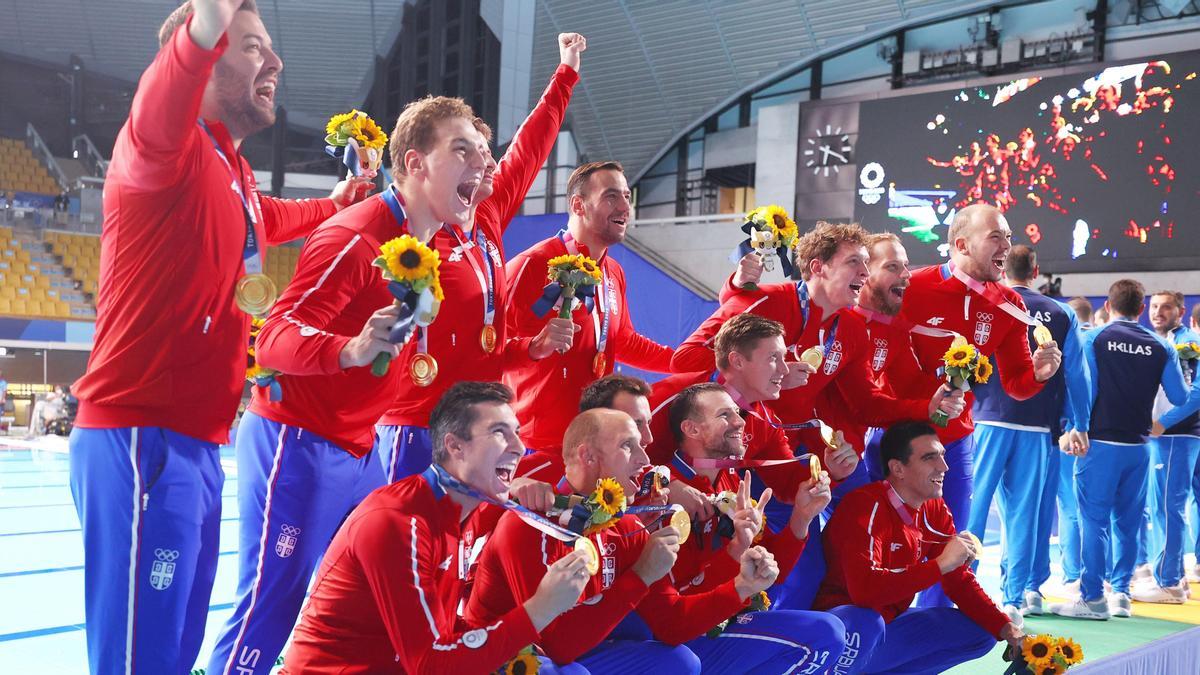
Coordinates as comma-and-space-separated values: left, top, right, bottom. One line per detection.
729, 471, 773, 558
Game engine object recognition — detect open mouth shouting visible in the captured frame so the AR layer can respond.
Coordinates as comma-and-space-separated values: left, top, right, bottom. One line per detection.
889, 283, 907, 302
254, 80, 276, 107
495, 458, 518, 488
456, 178, 481, 209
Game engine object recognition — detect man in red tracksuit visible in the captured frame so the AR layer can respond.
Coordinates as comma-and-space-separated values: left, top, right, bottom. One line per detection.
283, 382, 592, 673
207, 96, 488, 674
504, 161, 674, 455
374, 33, 586, 483
671, 223, 964, 609
893, 204, 1063, 609
67, 2, 373, 672
517, 372, 655, 484
814, 421, 1025, 674
467, 408, 836, 672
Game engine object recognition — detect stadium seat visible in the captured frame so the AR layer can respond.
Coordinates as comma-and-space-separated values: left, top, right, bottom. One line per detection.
0, 299, 10, 315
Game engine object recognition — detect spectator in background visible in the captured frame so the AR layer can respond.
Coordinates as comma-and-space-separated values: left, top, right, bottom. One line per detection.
1093, 305, 1110, 327
1067, 296, 1094, 329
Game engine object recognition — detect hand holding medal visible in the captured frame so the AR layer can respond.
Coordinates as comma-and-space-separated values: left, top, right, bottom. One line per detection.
370, 235, 444, 379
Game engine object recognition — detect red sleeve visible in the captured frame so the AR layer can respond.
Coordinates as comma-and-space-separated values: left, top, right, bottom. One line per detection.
259, 195, 338, 245
830, 496, 943, 608
351, 509, 539, 673
930, 506, 1009, 638
831, 359, 929, 426
502, 335, 538, 370
671, 291, 785, 373
762, 526, 807, 580
253, 226, 366, 375
120, 19, 225, 192
672, 548, 740, 595
485, 517, 650, 665
994, 315, 1044, 401
476, 65, 579, 231
719, 272, 762, 304
505, 254, 548, 341
636, 578, 748, 645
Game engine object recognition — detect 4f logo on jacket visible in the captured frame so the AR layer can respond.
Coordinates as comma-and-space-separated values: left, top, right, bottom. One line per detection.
974, 312, 994, 345
150, 548, 180, 590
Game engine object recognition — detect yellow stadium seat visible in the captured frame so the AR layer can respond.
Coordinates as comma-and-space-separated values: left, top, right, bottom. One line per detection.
0, 286, 11, 301
35, 276, 49, 289
11, 299, 27, 315
26, 300, 43, 316
0, 299, 10, 315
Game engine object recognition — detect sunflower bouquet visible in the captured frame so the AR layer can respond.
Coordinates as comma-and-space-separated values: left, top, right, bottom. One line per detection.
246, 317, 281, 401
532, 254, 603, 319
370, 235, 444, 376
1003, 634, 1083, 674
706, 590, 772, 638
931, 336, 993, 427
549, 477, 627, 535
738, 205, 799, 285
1176, 341, 1200, 362
324, 109, 388, 177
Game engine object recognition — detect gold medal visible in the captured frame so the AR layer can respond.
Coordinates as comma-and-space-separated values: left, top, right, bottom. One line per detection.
235, 273, 278, 317
593, 352, 608, 377
799, 346, 824, 369
480, 325, 497, 353
669, 508, 692, 543
1033, 325, 1053, 347
809, 453, 823, 479
409, 353, 438, 387
964, 531, 983, 558
574, 537, 599, 576
820, 424, 839, 450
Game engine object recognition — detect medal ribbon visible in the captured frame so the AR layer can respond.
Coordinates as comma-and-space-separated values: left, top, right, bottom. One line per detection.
561, 230, 611, 360
427, 465, 582, 543
379, 187, 432, 356
445, 224, 496, 328
945, 260, 1039, 327
690, 453, 820, 470
886, 484, 915, 526
795, 280, 840, 356
199, 120, 263, 277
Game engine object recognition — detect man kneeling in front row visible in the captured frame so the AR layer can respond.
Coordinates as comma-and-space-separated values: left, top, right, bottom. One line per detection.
812, 420, 1025, 674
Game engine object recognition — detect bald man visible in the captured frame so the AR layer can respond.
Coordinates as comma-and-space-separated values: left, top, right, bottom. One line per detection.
466, 409, 820, 672
895, 204, 1065, 607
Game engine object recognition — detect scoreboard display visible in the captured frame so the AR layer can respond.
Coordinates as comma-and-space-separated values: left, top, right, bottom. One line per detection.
853, 51, 1200, 272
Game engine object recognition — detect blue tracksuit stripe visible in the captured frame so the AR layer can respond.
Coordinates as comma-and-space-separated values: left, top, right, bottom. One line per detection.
374, 424, 434, 484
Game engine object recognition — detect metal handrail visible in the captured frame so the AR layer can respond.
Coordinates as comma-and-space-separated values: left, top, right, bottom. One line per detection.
72, 134, 109, 178
632, 212, 746, 227
24, 123, 68, 190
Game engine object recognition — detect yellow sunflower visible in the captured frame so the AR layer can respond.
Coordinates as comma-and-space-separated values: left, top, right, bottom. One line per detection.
593, 477, 626, 515
1035, 664, 1063, 675
547, 253, 579, 268
350, 114, 388, 151
578, 256, 603, 282
944, 344, 977, 368
246, 363, 269, 383
379, 235, 440, 283
759, 204, 798, 241
325, 110, 359, 137
973, 354, 993, 383
1022, 635, 1056, 667
1054, 637, 1083, 666
503, 650, 541, 675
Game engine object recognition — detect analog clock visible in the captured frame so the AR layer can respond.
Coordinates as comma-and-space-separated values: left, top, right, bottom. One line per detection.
804, 124, 853, 177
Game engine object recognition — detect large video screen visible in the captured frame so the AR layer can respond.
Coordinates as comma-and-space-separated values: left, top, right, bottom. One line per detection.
854, 51, 1200, 272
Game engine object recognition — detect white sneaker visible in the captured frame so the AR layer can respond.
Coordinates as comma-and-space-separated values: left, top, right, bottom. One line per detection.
1050, 597, 1110, 620
1187, 565, 1200, 584
1132, 564, 1153, 581
1022, 591, 1044, 616
1131, 583, 1187, 604
1061, 578, 1082, 600
1108, 592, 1133, 617
1180, 580, 1192, 599
1002, 604, 1025, 628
